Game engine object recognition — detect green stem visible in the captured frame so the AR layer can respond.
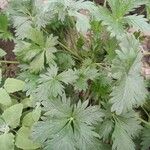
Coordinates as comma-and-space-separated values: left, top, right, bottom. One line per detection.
10, 94, 20, 100
95, 63, 110, 71
104, 0, 107, 7
138, 118, 150, 126
58, 41, 82, 61
84, 84, 92, 101
0, 60, 19, 64
141, 106, 150, 119
42, 27, 82, 61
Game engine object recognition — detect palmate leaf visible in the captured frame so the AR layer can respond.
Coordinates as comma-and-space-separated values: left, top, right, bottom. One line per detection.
124, 15, 150, 32
110, 35, 147, 114
14, 29, 58, 73
99, 119, 114, 141
7, 0, 33, 39
112, 121, 135, 150
92, 73, 112, 100
19, 71, 39, 96
33, 0, 54, 28
43, 0, 98, 33
56, 53, 75, 70
115, 111, 142, 138
98, 103, 141, 146
74, 65, 98, 91
112, 112, 141, 150
98, 0, 150, 38
99, 106, 141, 150
98, 6, 125, 38
34, 66, 77, 101
32, 98, 103, 150
107, 0, 148, 17
8, 0, 53, 30
141, 125, 150, 150
122, 0, 149, 15
13, 16, 32, 39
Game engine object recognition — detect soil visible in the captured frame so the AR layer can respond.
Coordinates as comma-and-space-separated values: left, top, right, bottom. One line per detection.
0, 40, 15, 61
0, 40, 18, 77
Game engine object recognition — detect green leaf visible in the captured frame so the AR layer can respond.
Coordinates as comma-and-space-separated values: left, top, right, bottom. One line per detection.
34, 66, 77, 101
0, 69, 2, 84
0, 88, 11, 106
147, 3, 150, 20
0, 14, 8, 31
99, 105, 142, 150
120, 0, 149, 15
14, 31, 58, 73
57, 69, 78, 84
2, 104, 23, 128
99, 119, 114, 141
98, 1, 149, 38
0, 48, 6, 57
98, 6, 125, 38
27, 28, 44, 46
21, 98, 33, 108
74, 66, 98, 91
22, 105, 41, 127
19, 71, 39, 96
45, 35, 58, 66
32, 98, 103, 150
125, 15, 150, 32
44, 0, 98, 33
15, 126, 40, 149
92, 74, 112, 100
0, 133, 15, 150
112, 120, 135, 150
110, 35, 147, 114
4, 78, 25, 93
141, 125, 150, 150
13, 16, 32, 39
56, 53, 75, 70
34, 66, 63, 101
30, 51, 45, 73
112, 111, 141, 150
14, 41, 41, 62
0, 117, 8, 134
107, 0, 148, 17
0, 14, 12, 40
72, 12, 91, 33
33, 0, 55, 28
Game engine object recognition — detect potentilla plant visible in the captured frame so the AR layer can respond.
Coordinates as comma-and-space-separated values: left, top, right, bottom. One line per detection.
0, 0, 150, 150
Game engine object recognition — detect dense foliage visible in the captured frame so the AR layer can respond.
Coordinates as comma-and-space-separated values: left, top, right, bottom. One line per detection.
0, 0, 150, 150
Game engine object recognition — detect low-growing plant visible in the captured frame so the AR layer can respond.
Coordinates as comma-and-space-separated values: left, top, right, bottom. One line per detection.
0, 0, 150, 150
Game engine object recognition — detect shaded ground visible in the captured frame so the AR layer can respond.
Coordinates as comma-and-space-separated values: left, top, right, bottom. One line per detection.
0, 40, 18, 77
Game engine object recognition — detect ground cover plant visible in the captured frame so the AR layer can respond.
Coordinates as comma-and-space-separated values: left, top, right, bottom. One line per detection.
0, 0, 150, 150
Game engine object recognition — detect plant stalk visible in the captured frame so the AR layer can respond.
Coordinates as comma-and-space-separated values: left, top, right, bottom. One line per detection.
0, 60, 19, 64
